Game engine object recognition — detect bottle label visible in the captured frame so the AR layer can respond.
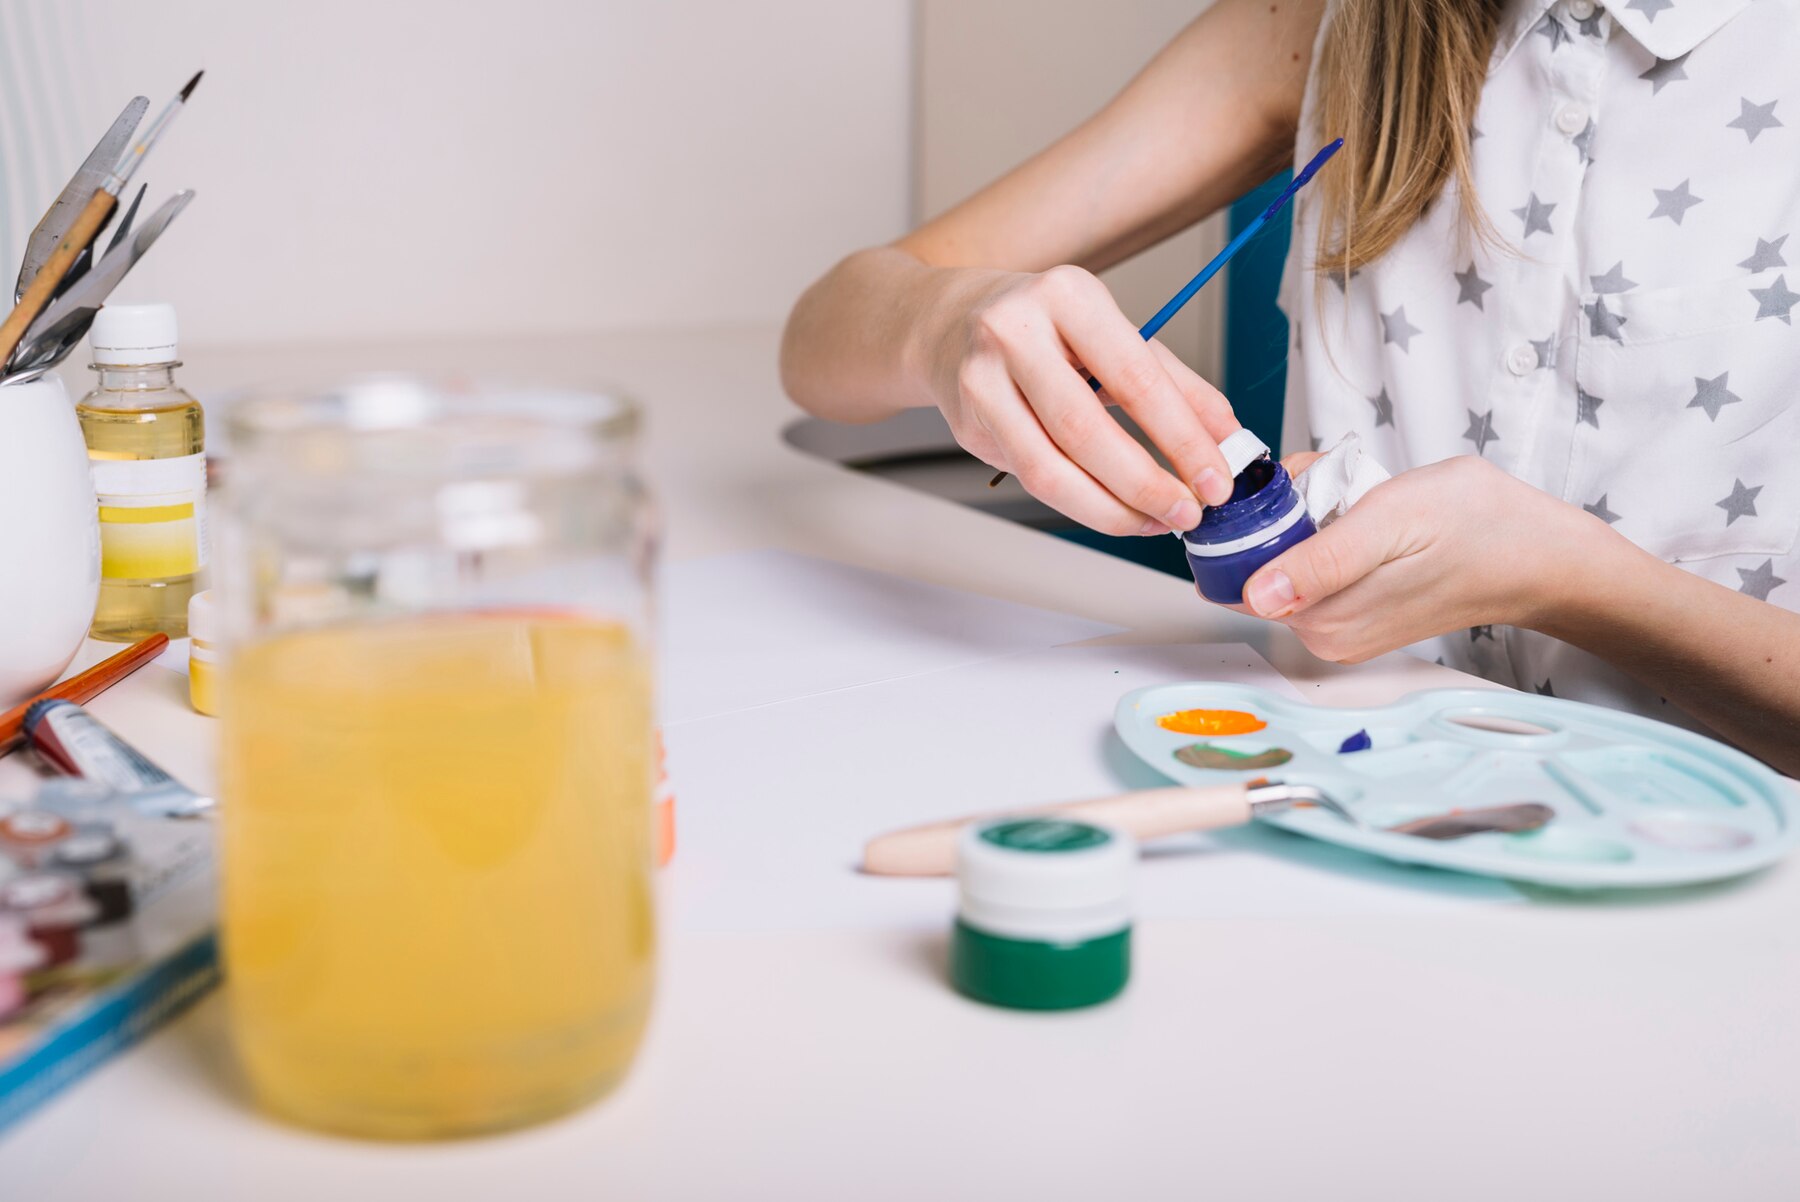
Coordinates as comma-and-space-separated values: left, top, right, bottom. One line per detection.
90, 453, 207, 581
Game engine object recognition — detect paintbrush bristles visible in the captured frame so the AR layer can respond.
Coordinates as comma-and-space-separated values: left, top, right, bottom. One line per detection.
105, 68, 205, 195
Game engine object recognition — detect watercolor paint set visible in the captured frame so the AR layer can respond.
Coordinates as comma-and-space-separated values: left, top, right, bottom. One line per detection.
1114, 683, 1799, 889
0, 784, 217, 1134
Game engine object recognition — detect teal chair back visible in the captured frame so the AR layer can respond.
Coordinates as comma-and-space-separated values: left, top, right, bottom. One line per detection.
1223, 170, 1293, 452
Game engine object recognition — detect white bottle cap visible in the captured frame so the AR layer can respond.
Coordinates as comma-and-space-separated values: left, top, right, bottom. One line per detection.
956, 818, 1134, 942
1219, 428, 1272, 479
90, 303, 178, 366
187, 589, 216, 645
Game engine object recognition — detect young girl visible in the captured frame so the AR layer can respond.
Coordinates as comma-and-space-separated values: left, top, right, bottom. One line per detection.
781, 0, 1800, 772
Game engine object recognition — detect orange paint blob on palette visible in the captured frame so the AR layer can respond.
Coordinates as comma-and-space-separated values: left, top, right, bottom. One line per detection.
1156, 708, 1267, 737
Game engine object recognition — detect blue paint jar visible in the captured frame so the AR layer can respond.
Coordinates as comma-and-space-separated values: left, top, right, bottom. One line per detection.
1181, 454, 1316, 605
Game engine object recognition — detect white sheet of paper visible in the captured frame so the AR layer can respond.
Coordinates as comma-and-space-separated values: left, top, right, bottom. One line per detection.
662, 641, 1525, 933
659, 549, 1122, 725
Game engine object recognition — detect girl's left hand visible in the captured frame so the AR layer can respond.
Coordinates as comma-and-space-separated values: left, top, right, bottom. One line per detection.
1237, 455, 1613, 663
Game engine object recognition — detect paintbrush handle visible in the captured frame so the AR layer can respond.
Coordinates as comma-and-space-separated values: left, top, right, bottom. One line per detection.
0, 188, 117, 368
862, 782, 1252, 877
0, 633, 168, 751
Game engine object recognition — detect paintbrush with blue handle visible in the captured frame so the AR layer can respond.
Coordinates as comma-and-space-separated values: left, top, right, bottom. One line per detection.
989, 137, 1345, 487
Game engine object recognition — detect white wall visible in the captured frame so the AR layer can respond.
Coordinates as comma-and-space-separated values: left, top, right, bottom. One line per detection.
0, 0, 912, 348
915, 0, 1225, 377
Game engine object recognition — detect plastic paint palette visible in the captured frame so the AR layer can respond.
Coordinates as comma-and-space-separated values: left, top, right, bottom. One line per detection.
1114, 684, 1799, 889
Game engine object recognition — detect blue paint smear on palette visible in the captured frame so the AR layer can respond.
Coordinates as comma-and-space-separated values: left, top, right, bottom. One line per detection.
1338, 729, 1372, 754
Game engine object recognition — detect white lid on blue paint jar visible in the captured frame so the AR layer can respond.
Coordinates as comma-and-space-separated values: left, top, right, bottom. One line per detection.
1218, 428, 1271, 479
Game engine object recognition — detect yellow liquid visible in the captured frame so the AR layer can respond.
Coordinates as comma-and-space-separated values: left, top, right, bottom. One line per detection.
77, 396, 206, 642
220, 615, 656, 1139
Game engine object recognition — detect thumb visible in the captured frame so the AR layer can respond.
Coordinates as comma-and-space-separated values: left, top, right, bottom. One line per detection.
1242, 508, 1392, 619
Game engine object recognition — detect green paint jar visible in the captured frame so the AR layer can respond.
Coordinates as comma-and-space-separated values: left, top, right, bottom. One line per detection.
950, 818, 1134, 1011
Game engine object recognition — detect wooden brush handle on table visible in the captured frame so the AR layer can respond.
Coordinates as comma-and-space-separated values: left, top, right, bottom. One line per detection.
862, 783, 1253, 877
0, 188, 116, 365
0, 633, 167, 753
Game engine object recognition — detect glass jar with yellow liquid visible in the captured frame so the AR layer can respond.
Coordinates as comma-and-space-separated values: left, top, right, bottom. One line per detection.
214, 378, 657, 1139
78, 303, 206, 641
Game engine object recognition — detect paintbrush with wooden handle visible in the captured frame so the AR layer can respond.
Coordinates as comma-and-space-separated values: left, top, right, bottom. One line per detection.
865, 782, 1315, 875
863, 782, 1554, 876
0, 71, 202, 370
0, 634, 169, 756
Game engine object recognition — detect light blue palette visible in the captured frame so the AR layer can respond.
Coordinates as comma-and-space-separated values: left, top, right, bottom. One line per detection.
1114, 684, 1799, 889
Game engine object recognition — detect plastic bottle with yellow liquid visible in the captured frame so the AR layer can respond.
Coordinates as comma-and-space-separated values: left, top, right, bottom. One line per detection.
77, 304, 206, 641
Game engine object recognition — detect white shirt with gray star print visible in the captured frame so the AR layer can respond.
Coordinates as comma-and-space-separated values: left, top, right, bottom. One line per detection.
1278, 0, 1796, 729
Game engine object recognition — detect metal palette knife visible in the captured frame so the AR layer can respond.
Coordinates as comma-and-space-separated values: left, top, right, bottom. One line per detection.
860, 782, 1554, 876
4, 190, 195, 385
2, 73, 202, 380
14, 96, 148, 304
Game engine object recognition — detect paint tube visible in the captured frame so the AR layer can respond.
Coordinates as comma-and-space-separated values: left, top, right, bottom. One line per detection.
21, 699, 213, 818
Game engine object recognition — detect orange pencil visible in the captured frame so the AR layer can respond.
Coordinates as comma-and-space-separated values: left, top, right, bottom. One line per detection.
0, 633, 169, 754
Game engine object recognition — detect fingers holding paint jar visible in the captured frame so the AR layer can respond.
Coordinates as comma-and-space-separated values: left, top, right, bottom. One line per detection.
1140, 339, 1243, 488
943, 265, 1244, 537
1039, 271, 1236, 507
1239, 457, 1597, 664
1243, 463, 1467, 623
1005, 334, 1202, 535
1242, 510, 1395, 623
968, 368, 1170, 537
972, 266, 1209, 531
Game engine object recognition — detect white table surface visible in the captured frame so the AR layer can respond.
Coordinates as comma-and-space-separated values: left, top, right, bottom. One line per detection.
1, 326, 1795, 1200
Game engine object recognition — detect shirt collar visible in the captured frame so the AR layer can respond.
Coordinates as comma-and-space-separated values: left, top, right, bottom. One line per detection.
1494, 0, 1752, 66
1601, 0, 1752, 58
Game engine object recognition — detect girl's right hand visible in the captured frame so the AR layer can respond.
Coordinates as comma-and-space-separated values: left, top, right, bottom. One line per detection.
924, 263, 1243, 536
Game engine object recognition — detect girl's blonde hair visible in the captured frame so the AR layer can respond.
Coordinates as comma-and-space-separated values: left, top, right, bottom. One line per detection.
1312, 0, 1508, 274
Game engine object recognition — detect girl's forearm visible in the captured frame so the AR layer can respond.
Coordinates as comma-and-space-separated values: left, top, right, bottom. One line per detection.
780, 247, 997, 424
781, 0, 1320, 428
1537, 529, 1800, 774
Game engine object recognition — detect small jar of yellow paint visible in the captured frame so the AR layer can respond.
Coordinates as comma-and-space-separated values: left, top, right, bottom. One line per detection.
187, 590, 219, 717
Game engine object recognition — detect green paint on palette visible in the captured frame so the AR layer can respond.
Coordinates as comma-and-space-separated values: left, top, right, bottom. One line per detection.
1174, 742, 1293, 770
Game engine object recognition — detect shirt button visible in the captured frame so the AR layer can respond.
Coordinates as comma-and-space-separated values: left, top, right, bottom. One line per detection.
1506, 345, 1538, 376
1556, 104, 1589, 136
1569, 0, 1597, 17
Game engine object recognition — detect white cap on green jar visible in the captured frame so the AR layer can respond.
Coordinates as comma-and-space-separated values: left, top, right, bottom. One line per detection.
950, 818, 1135, 1011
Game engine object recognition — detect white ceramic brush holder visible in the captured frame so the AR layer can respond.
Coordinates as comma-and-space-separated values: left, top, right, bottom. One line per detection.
0, 374, 99, 704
